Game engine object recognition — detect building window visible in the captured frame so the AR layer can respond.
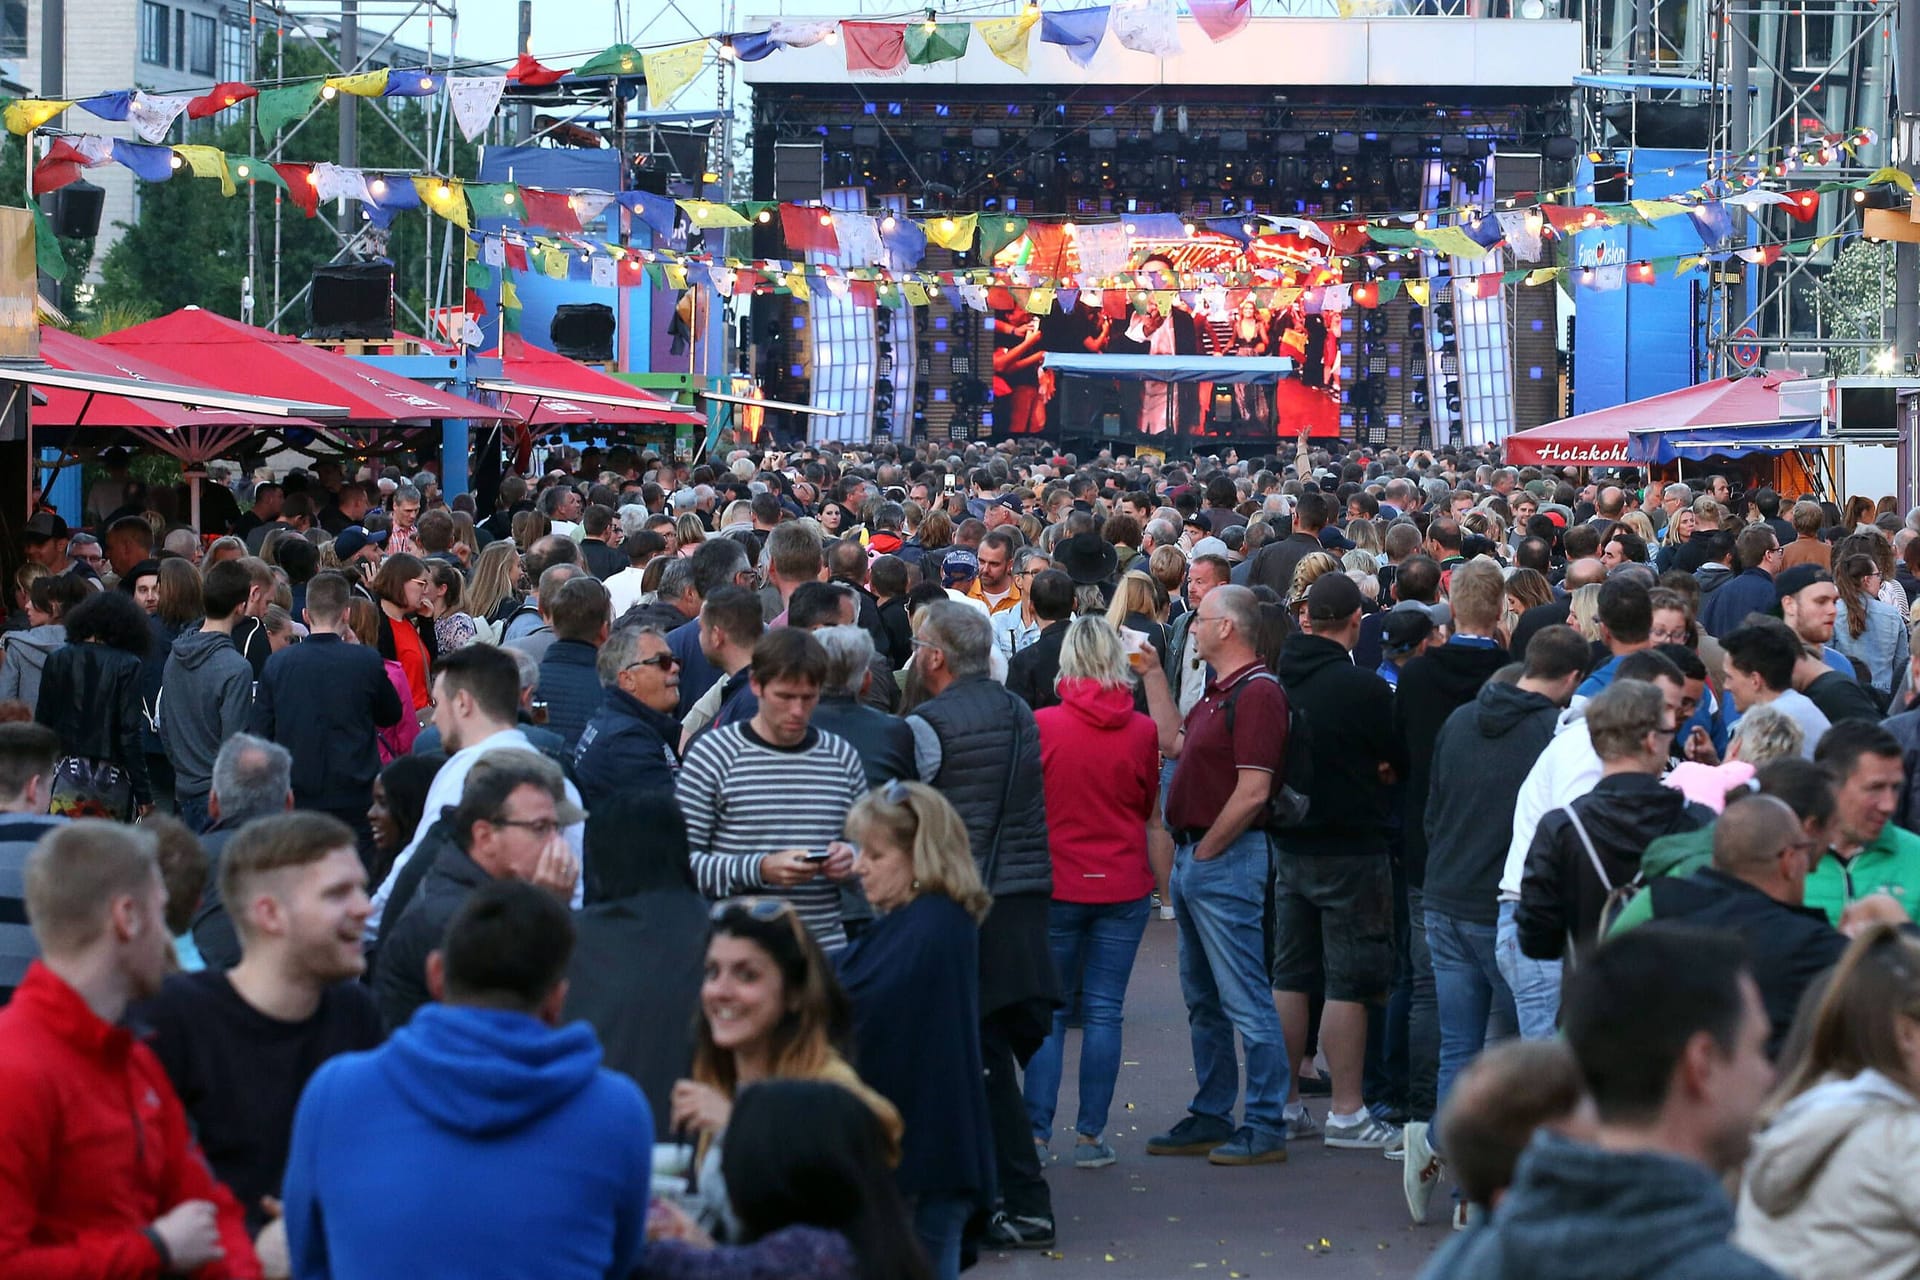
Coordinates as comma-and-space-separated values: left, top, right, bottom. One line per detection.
219, 12, 251, 82
0, 0, 26, 58
188, 13, 216, 75
173, 8, 184, 68
140, 1, 170, 66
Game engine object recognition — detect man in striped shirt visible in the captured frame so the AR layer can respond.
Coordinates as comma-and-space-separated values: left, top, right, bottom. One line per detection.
676, 628, 866, 951
0, 723, 66, 1005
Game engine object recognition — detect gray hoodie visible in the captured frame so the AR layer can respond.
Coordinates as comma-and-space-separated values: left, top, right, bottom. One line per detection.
1420, 1132, 1784, 1280
0, 624, 65, 714
160, 627, 254, 801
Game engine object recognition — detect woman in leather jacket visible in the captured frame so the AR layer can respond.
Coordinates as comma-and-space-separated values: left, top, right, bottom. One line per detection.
35, 588, 154, 819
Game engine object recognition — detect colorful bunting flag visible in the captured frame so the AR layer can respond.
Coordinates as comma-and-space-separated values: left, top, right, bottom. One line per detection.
518, 188, 583, 233
642, 40, 707, 109
906, 22, 971, 65
324, 69, 390, 98
31, 201, 66, 280
4, 99, 70, 134
780, 204, 841, 254
507, 53, 567, 86
75, 92, 132, 122
384, 72, 441, 97
448, 77, 507, 142
977, 12, 1040, 71
768, 18, 838, 46
466, 183, 520, 222
1112, 0, 1182, 57
976, 216, 1028, 261
173, 145, 235, 196
187, 83, 258, 119
274, 164, 319, 216
227, 156, 285, 188
312, 162, 372, 204
922, 213, 977, 252
127, 92, 193, 142
1190, 0, 1252, 41
578, 43, 643, 77
413, 177, 471, 229
677, 200, 751, 228
842, 21, 908, 76
255, 83, 322, 139
112, 140, 177, 182
1042, 5, 1110, 66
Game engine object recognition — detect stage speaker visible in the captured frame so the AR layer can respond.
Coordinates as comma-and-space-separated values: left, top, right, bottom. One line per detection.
774, 142, 824, 202
307, 262, 393, 339
550, 303, 615, 363
1219, 131, 1249, 152
973, 127, 1003, 148
49, 180, 104, 240
1087, 128, 1117, 150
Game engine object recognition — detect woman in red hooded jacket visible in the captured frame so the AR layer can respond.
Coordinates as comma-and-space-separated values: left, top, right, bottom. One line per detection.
1021, 616, 1172, 1169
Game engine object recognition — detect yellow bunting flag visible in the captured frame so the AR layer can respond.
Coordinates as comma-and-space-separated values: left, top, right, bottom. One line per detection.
1630, 199, 1692, 222
1404, 279, 1430, 306
664, 262, 688, 289
500, 278, 522, 310
978, 11, 1041, 72
172, 146, 235, 197
1869, 166, 1916, 194
1025, 286, 1056, 315
922, 213, 977, 251
325, 69, 389, 98
902, 281, 929, 306
1414, 226, 1488, 260
644, 40, 707, 111
5, 100, 70, 134
1526, 268, 1561, 286
543, 248, 569, 280
412, 177, 471, 229
1673, 257, 1705, 277
676, 200, 751, 228
786, 272, 810, 300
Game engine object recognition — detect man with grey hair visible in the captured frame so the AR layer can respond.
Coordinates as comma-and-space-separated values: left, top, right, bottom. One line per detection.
905, 601, 1057, 1247
573, 623, 681, 811
188, 733, 296, 969
993, 548, 1052, 659
162, 527, 202, 565
504, 563, 582, 661
386, 483, 422, 557
1143, 518, 1181, 554
811, 625, 914, 789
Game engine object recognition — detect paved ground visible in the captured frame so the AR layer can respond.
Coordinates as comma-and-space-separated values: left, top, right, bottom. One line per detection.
981, 916, 1453, 1279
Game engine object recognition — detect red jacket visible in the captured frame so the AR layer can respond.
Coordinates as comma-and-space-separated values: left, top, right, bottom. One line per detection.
1035, 678, 1160, 904
0, 962, 260, 1280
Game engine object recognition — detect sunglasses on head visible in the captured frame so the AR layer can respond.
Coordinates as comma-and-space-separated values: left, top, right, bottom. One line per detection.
711, 896, 797, 924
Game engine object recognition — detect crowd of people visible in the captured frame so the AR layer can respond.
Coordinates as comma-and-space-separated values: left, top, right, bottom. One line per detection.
7, 433, 1920, 1279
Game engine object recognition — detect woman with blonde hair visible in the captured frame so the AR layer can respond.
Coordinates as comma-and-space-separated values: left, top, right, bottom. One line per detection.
838, 781, 994, 1280
1618, 510, 1657, 545
510, 508, 549, 551
1023, 617, 1170, 1174
675, 512, 707, 557
1147, 545, 1188, 617
1104, 569, 1169, 665
1288, 550, 1342, 619
1345, 519, 1382, 557
1656, 502, 1698, 574
1737, 924, 1920, 1279
203, 535, 246, 566
465, 539, 522, 628
1568, 582, 1604, 642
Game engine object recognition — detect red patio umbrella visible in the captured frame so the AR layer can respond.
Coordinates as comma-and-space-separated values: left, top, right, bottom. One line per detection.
1505, 375, 1793, 467
95, 307, 516, 424
414, 332, 703, 428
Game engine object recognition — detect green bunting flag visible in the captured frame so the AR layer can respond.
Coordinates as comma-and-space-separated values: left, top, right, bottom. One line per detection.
906, 22, 971, 65
31, 201, 66, 281
465, 183, 521, 221
464, 259, 492, 290
255, 83, 322, 140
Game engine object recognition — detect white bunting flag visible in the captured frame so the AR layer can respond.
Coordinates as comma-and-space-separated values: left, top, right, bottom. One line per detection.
768, 18, 838, 46
482, 236, 506, 267
1111, 0, 1182, 57
313, 163, 373, 204
710, 266, 737, 298
127, 92, 193, 143
1495, 210, 1543, 261
1072, 221, 1132, 281
591, 256, 617, 288
448, 76, 507, 143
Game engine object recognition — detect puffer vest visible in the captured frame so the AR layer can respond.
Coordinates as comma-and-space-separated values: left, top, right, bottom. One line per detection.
913, 676, 1052, 897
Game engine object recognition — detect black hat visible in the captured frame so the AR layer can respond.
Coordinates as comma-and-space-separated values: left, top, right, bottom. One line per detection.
1183, 511, 1212, 533
1775, 564, 1833, 601
1054, 532, 1119, 586
1382, 608, 1436, 655
22, 512, 68, 542
1305, 571, 1364, 622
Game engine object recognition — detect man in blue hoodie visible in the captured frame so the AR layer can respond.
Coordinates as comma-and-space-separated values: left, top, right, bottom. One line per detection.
282, 879, 652, 1280
1419, 925, 1782, 1280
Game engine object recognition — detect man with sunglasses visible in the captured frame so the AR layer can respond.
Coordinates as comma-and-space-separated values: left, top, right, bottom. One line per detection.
574, 624, 683, 813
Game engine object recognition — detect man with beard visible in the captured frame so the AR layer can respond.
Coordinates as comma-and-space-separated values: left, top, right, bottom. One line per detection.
135, 813, 384, 1237
0, 823, 259, 1276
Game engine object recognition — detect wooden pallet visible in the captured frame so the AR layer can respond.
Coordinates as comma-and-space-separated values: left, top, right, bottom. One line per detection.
301, 337, 425, 357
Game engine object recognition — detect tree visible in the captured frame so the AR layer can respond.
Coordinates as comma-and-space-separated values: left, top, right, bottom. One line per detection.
1813, 239, 1893, 375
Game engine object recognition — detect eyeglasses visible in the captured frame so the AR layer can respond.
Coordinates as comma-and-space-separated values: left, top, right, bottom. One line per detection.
883, 778, 912, 805
712, 896, 797, 923
624, 654, 679, 672
492, 816, 561, 839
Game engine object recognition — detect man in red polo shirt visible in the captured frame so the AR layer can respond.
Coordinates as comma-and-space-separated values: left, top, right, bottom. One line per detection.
1146, 583, 1294, 1168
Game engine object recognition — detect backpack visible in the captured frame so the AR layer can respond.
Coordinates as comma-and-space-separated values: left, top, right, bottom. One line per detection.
1563, 802, 1644, 943
1221, 670, 1314, 830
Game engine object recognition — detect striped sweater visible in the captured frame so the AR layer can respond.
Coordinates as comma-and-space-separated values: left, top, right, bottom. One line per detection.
675, 723, 867, 952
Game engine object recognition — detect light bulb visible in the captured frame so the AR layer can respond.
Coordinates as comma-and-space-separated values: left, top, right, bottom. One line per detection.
306, 172, 319, 186
718, 41, 736, 60
170, 153, 184, 169
234, 163, 250, 177
567, 195, 580, 210
369, 178, 386, 195
823, 26, 838, 44
420, 76, 433, 90
1182, 222, 1196, 236
321, 84, 338, 100
756, 209, 771, 222
502, 190, 516, 204
881, 214, 896, 230
819, 212, 833, 227
223, 95, 238, 106
435, 183, 452, 201
941, 217, 956, 232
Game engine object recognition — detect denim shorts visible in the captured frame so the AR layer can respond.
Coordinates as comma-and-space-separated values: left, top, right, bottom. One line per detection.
1268, 853, 1394, 1003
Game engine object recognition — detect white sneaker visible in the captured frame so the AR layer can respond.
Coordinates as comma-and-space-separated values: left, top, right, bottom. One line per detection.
1324, 1113, 1402, 1151
1452, 1201, 1471, 1232
1383, 1130, 1406, 1162
1283, 1103, 1321, 1140
1402, 1120, 1444, 1224
1159, 902, 1175, 921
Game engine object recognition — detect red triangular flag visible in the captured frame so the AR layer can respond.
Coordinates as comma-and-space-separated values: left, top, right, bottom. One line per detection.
32, 155, 82, 196
274, 164, 319, 217
504, 240, 529, 272
508, 53, 567, 86
464, 287, 488, 318
778, 203, 841, 254
1781, 189, 1821, 223
849, 280, 878, 308
517, 188, 582, 233
841, 21, 907, 76
1471, 273, 1503, 300
1190, 0, 1252, 41
187, 82, 259, 119
1540, 205, 1605, 235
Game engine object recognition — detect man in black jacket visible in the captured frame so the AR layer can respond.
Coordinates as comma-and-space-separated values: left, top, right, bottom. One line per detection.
1412, 624, 1587, 1224
1248, 490, 1332, 600
250, 572, 403, 853
1005, 570, 1076, 712
535, 576, 612, 754
372, 750, 581, 1030
1629, 792, 1906, 1056
1517, 678, 1713, 964
811, 626, 915, 789
572, 622, 681, 813
1273, 572, 1405, 1151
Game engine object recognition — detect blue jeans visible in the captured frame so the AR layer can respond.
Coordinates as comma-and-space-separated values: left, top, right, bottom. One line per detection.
913, 1194, 971, 1280
1496, 899, 1561, 1040
1025, 896, 1151, 1140
1426, 908, 1518, 1128
176, 791, 211, 835
1170, 832, 1291, 1138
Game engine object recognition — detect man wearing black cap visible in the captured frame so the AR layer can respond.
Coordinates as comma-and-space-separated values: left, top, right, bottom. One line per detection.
21, 513, 75, 577
1376, 609, 1435, 690
1775, 563, 1858, 681
1273, 572, 1404, 1151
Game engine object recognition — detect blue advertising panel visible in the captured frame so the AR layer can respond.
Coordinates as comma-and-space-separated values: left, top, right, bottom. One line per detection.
1571, 149, 1710, 416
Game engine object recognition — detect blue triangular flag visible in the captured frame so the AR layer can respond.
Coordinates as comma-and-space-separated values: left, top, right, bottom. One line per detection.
366, 177, 421, 211
1690, 200, 1732, 247
729, 30, 778, 61
617, 190, 684, 244
1130, 213, 1185, 240
383, 72, 440, 97
882, 215, 927, 273
1205, 217, 1251, 245
76, 91, 132, 122
1058, 286, 1080, 312
1041, 6, 1110, 68
112, 139, 176, 181
1463, 215, 1506, 250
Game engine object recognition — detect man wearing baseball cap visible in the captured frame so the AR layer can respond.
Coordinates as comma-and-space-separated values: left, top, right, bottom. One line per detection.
1775, 563, 1856, 680
21, 513, 75, 577
1273, 571, 1405, 1152
1376, 608, 1436, 690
